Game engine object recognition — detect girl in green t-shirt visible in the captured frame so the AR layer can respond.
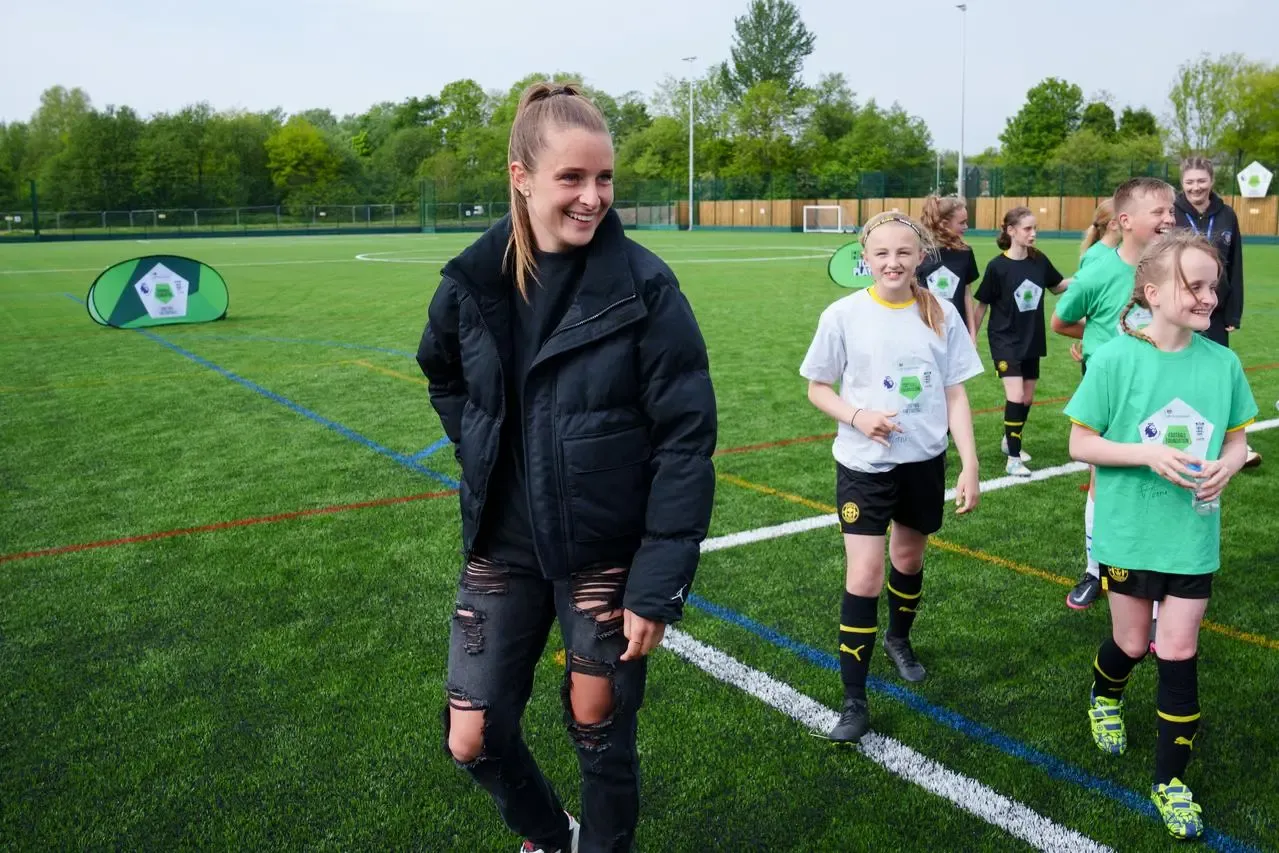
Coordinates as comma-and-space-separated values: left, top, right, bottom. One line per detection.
1063, 230, 1258, 841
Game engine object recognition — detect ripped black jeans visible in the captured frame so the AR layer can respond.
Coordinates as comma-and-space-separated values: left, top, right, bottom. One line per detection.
443, 557, 647, 853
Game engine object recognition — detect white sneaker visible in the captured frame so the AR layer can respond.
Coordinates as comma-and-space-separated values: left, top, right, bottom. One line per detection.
1001, 436, 1031, 461
1243, 445, 1262, 469
1006, 457, 1032, 478
519, 814, 580, 853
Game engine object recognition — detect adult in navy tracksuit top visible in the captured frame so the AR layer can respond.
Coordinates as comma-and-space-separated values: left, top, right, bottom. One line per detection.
1175, 155, 1261, 469
1174, 157, 1244, 347
416, 83, 717, 853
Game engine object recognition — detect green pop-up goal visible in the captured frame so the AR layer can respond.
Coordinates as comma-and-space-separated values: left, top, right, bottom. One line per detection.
86, 255, 229, 328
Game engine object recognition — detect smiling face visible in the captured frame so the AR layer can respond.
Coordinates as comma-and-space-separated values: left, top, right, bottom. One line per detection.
510, 125, 614, 253
1119, 188, 1177, 247
1144, 246, 1220, 333
945, 206, 969, 238
864, 221, 924, 291
1181, 168, 1213, 210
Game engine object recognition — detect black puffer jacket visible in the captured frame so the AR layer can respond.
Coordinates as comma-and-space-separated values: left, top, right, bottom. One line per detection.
416, 210, 717, 623
1174, 192, 1244, 329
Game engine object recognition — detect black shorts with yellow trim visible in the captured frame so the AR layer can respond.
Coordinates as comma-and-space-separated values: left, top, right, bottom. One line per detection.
1099, 564, 1213, 600
836, 454, 946, 537
993, 357, 1040, 380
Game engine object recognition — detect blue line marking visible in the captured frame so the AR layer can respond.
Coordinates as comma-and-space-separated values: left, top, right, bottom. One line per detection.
133, 330, 458, 489
687, 593, 1259, 853
68, 291, 455, 487
411, 436, 453, 461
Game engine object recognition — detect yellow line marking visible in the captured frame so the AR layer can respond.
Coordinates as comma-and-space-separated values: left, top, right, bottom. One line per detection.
716, 472, 1279, 653
717, 473, 833, 514
350, 359, 428, 386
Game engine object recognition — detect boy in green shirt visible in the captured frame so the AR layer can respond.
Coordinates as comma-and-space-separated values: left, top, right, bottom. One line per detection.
1064, 231, 1257, 841
1053, 178, 1176, 609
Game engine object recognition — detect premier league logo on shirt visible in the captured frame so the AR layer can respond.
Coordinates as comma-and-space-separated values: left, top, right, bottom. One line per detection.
1141, 398, 1214, 457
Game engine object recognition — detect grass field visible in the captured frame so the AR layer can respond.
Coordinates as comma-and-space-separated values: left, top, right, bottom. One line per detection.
2, 228, 1277, 852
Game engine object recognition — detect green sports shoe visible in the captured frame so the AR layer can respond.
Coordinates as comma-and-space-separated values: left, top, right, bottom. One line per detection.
1088, 694, 1126, 755
1151, 778, 1204, 840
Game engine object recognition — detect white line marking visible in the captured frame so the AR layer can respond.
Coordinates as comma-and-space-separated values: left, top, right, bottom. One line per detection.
662, 628, 1113, 853
704, 420, 1279, 555
704, 461, 1090, 552
351, 250, 832, 266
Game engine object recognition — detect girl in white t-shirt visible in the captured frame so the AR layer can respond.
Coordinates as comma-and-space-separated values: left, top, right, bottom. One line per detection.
800, 212, 984, 745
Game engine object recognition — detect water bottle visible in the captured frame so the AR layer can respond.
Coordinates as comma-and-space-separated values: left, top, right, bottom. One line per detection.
1186, 463, 1219, 515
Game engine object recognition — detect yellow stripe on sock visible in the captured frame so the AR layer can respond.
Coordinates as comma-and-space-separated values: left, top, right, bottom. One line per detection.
1003, 420, 1026, 427
886, 582, 921, 600
840, 624, 877, 634
1157, 710, 1201, 723
1093, 656, 1132, 684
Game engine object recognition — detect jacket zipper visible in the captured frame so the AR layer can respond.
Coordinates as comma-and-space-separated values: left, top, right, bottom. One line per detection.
527, 292, 638, 563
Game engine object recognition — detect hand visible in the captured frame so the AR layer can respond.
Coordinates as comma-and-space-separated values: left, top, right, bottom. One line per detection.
1191, 458, 1235, 502
1226, 325, 1238, 333
852, 409, 904, 448
620, 610, 667, 661
1143, 444, 1199, 489
1069, 341, 1083, 363
953, 466, 980, 514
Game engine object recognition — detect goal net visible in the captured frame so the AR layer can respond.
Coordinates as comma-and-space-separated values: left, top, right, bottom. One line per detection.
802, 205, 844, 233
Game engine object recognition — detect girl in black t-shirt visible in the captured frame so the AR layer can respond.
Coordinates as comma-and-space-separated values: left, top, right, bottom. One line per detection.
973, 206, 1067, 477
917, 195, 980, 340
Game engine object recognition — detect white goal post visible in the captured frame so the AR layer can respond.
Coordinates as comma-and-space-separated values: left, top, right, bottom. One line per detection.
802, 204, 846, 233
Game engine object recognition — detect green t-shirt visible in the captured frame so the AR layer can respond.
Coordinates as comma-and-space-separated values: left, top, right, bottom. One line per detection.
1064, 334, 1258, 574
1054, 246, 1149, 361
1078, 240, 1116, 269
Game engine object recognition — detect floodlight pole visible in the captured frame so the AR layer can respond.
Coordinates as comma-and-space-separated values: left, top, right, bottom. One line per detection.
956, 4, 968, 198
683, 55, 697, 231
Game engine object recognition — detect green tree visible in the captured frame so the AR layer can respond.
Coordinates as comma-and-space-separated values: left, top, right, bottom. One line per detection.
1167, 52, 1253, 154
1118, 107, 1159, 139
717, 0, 816, 100
264, 117, 342, 203
49, 105, 144, 209
724, 80, 799, 177
22, 86, 93, 192
616, 116, 688, 180
0, 122, 31, 208
999, 78, 1084, 167
206, 110, 279, 206
1220, 63, 1279, 163
1079, 102, 1117, 140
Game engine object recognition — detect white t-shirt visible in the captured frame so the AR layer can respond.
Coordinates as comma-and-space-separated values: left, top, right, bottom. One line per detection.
799, 288, 984, 473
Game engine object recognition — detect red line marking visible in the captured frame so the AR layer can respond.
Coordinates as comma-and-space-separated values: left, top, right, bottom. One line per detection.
1244, 362, 1279, 373
0, 490, 457, 565
714, 432, 834, 456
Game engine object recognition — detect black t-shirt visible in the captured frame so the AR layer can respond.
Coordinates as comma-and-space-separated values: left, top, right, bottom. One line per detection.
473, 247, 586, 568
916, 246, 979, 328
974, 250, 1063, 361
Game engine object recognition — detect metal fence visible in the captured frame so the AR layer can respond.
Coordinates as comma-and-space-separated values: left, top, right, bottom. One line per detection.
4, 159, 1273, 239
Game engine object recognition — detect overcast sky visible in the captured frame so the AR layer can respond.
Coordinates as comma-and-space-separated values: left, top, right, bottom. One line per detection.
3, 0, 1276, 153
